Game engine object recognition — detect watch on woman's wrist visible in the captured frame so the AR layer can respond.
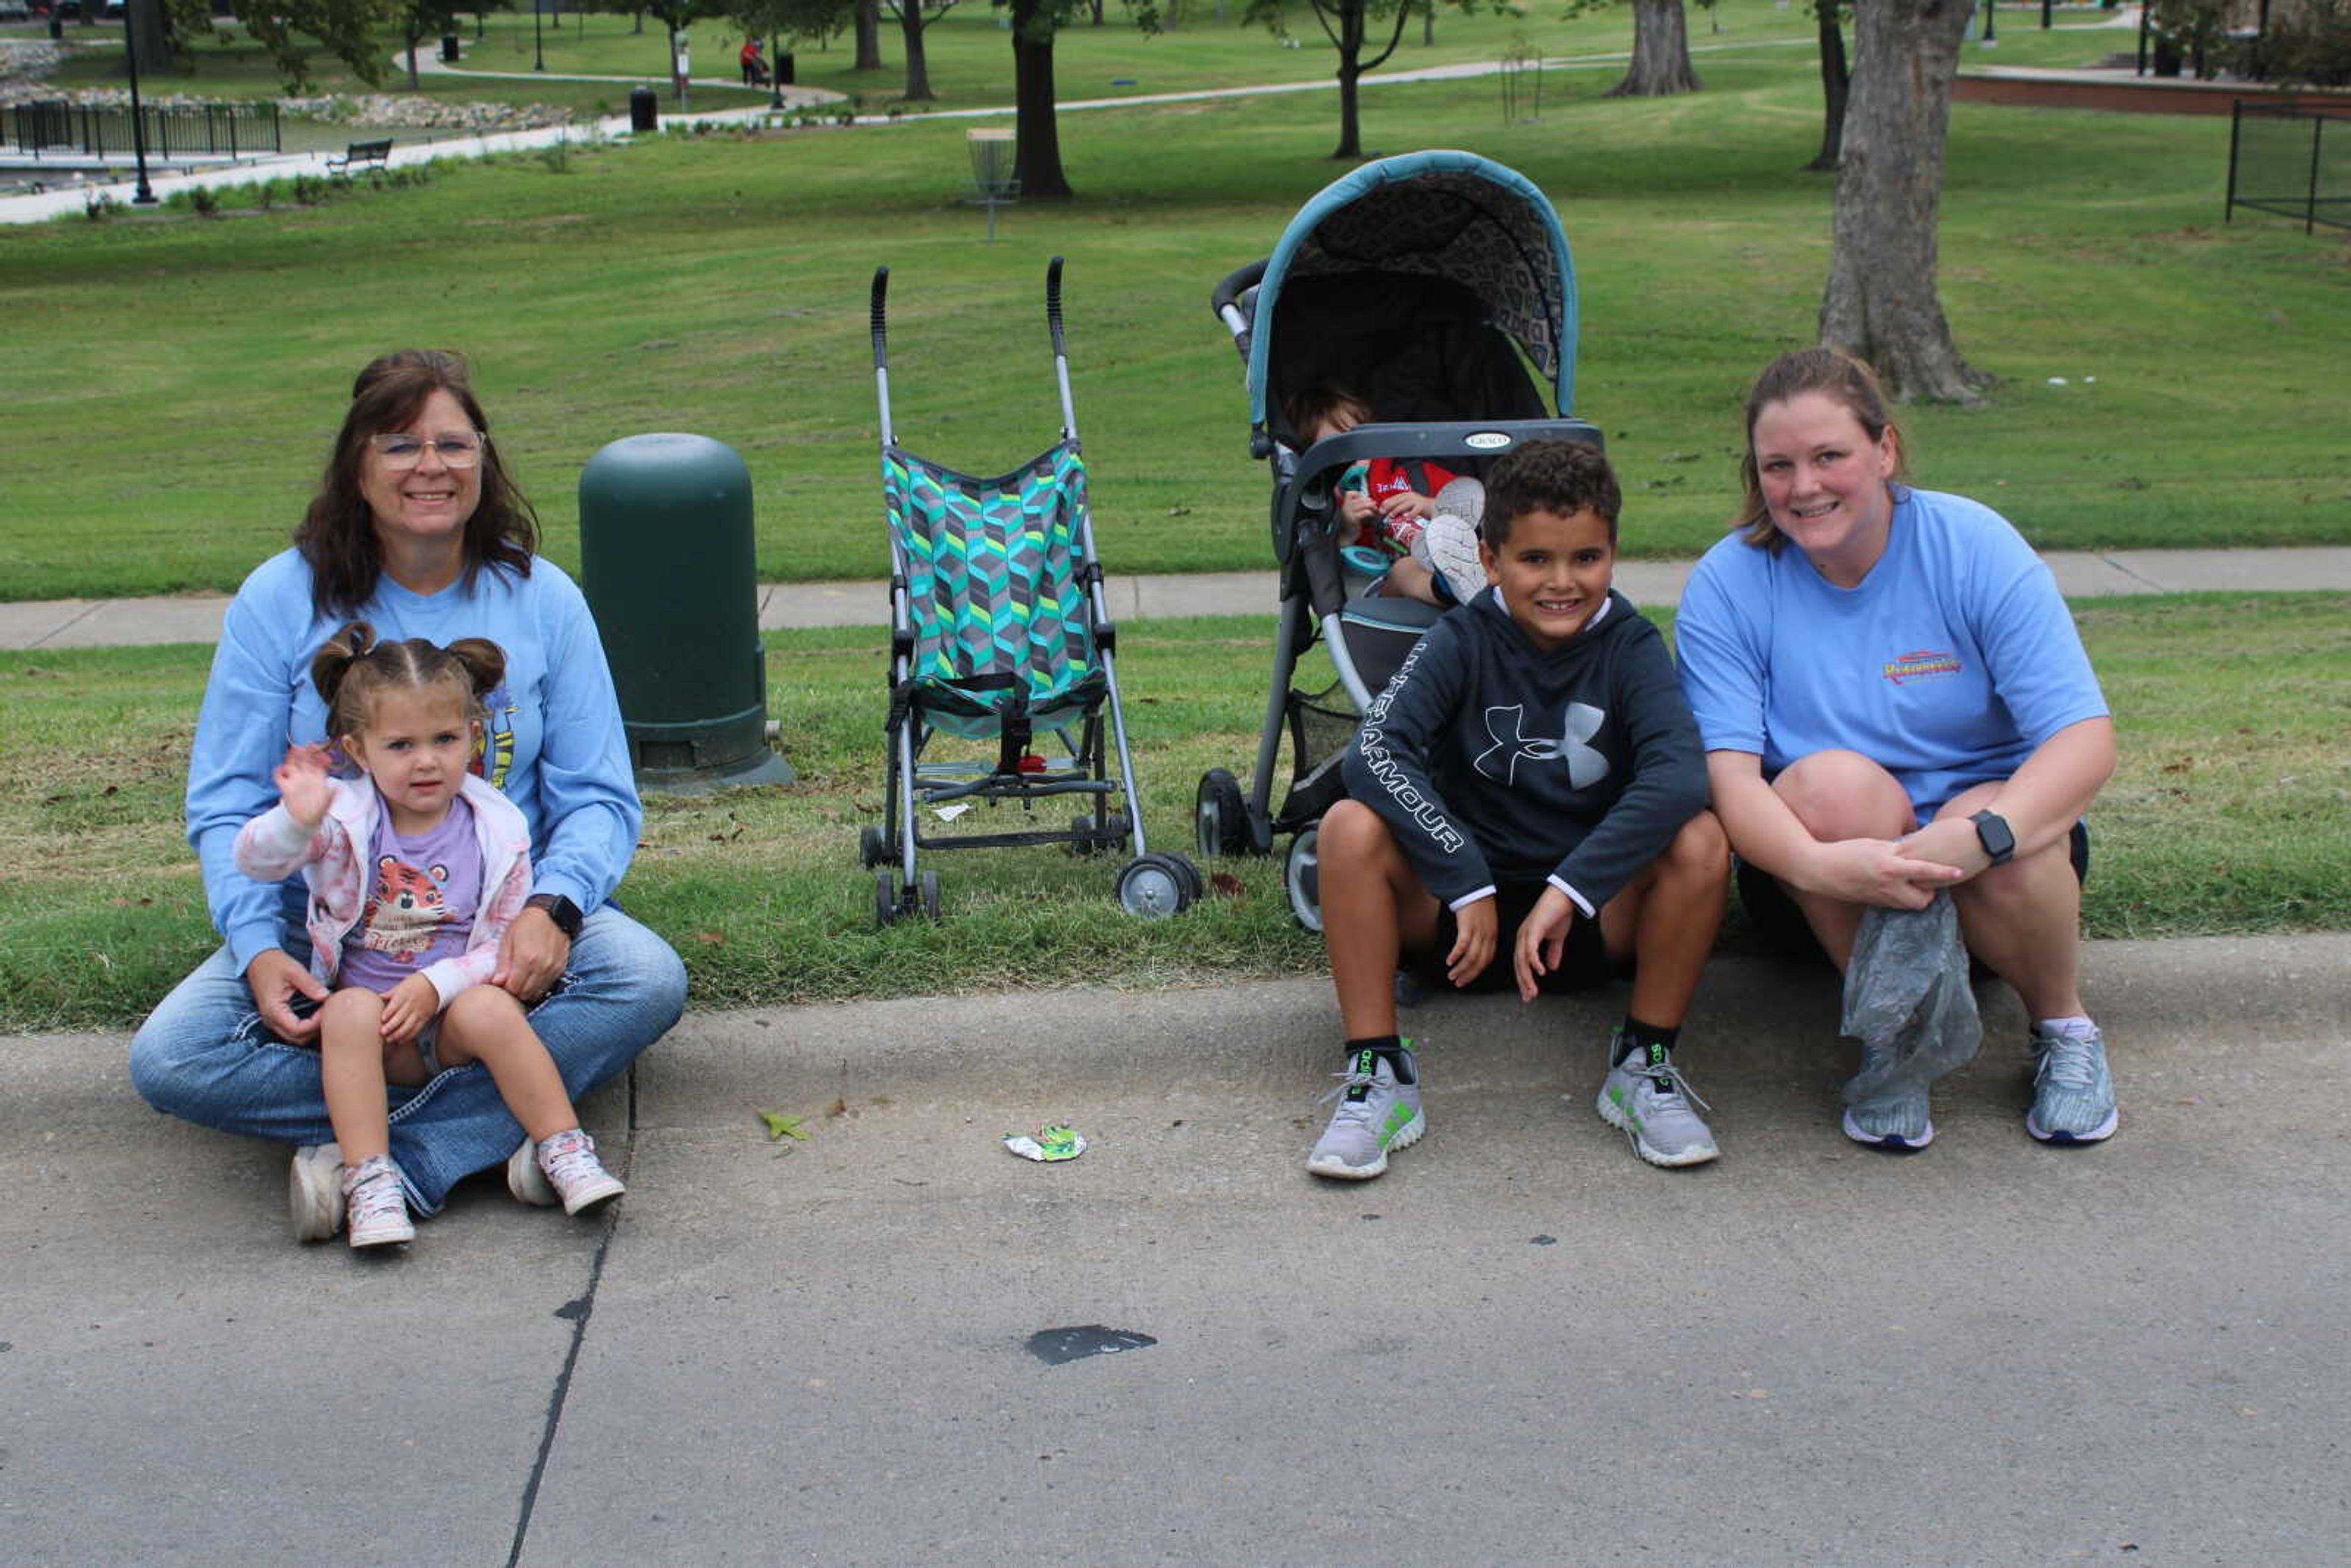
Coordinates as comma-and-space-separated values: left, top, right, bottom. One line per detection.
524, 893, 585, 939
1969, 810, 2016, 866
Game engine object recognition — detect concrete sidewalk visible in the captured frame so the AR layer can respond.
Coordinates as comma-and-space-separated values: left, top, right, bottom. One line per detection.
6, 545, 2349, 650
5, 934, 2348, 1561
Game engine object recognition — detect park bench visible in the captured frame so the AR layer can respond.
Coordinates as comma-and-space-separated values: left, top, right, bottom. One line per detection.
325, 138, 392, 178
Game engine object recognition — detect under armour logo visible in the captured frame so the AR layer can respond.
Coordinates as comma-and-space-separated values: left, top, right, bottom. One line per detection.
1475, 702, 1609, 788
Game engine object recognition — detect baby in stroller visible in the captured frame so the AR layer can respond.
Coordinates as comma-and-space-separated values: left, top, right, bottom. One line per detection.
1285, 384, 1487, 608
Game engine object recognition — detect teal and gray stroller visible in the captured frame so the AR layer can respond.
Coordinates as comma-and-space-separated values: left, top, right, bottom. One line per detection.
861, 258, 1200, 926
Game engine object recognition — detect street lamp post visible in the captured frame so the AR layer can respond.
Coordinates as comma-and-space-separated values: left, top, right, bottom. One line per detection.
533, 0, 546, 70
122, 0, 156, 204
1982, 0, 1997, 45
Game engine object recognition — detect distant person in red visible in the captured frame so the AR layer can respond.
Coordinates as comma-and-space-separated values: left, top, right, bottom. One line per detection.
740, 37, 767, 86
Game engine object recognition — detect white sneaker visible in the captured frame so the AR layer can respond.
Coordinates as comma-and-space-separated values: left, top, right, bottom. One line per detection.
342, 1155, 414, 1249
290, 1142, 344, 1242
507, 1139, 558, 1207
536, 1128, 626, 1215
1421, 477, 1487, 606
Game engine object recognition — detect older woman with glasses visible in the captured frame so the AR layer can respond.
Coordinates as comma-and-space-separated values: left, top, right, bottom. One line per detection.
132, 348, 688, 1239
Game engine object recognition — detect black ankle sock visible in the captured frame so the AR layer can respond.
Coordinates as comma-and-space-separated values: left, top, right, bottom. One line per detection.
1345, 1035, 1413, 1083
1617, 1018, 1679, 1065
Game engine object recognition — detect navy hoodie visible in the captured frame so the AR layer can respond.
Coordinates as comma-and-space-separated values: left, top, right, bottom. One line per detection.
1341, 587, 1709, 913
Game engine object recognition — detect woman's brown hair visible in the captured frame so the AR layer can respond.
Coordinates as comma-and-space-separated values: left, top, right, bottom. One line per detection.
312, 620, 508, 747
294, 349, 539, 617
1732, 347, 1907, 551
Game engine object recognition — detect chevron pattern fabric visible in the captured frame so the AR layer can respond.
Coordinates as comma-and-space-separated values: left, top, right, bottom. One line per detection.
883, 440, 1103, 735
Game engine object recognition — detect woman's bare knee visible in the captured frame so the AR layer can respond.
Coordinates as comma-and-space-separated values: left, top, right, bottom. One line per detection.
1775, 751, 1912, 839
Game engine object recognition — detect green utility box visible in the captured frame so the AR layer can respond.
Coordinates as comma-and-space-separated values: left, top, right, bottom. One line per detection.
579, 433, 795, 794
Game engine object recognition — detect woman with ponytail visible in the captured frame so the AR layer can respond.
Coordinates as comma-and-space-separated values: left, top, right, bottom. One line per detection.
133, 350, 686, 1237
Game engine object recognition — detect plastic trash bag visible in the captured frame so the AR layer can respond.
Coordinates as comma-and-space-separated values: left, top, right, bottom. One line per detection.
1840, 890, 1982, 1105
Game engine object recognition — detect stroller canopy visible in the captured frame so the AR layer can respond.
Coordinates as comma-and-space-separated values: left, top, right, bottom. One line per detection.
1245, 151, 1578, 430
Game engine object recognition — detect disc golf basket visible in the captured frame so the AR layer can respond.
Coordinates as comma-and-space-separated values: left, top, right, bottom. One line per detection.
967, 128, 1019, 241
1499, 36, 1542, 124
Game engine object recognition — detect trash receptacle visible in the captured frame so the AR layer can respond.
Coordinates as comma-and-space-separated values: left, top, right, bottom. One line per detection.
579, 433, 795, 793
629, 84, 658, 133
440, 32, 459, 62
776, 52, 793, 85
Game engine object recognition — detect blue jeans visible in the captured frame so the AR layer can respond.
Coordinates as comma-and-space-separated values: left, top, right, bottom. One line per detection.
129, 906, 687, 1215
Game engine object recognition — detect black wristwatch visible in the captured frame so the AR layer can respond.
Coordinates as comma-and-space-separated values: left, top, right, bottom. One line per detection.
1969, 810, 2016, 866
524, 893, 585, 939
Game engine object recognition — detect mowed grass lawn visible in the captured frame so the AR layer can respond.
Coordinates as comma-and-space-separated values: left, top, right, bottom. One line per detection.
3, 595, 2346, 1032
2, 38, 2345, 604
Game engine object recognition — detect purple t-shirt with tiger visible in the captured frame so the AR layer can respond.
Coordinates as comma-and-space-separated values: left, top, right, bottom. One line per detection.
340, 793, 483, 996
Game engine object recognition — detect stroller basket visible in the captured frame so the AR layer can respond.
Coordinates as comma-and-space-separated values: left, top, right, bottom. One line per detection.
863, 258, 1201, 926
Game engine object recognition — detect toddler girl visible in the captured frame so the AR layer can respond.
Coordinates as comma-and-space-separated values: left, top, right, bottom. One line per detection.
234, 623, 626, 1248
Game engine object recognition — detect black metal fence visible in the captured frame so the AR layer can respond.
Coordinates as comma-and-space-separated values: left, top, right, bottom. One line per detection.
2, 100, 282, 160
2226, 100, 2348, 233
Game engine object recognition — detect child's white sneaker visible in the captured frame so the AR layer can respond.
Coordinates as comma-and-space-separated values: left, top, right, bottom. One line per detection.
536, 1128, 626, 1215
342, 1155, 413, 1249
1420, 476, 1488, 606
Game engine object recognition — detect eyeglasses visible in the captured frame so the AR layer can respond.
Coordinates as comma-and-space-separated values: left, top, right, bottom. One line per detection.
368, 430, 486, 470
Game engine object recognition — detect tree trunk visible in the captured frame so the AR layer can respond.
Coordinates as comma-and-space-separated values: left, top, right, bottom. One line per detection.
896, 4, 931, 99
856, 0, 882, 70
1330, 0, 1365, 157
1818, 0, 1987, 403
1807, 1, 1849, 171
1606, 0, 1700, 96
405, 32, 419, 89
1011, 0, 1073, 198
634, 9, 644, 34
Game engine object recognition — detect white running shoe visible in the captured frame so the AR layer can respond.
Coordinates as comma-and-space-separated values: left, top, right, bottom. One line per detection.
1420, 477, 1488, 606
507, 1138, 559, 1207
1307, 1044, 1427, 1180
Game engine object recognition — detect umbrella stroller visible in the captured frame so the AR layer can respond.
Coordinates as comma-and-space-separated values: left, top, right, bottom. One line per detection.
863, 258, 1200, 925
1191, 150, 1604, 929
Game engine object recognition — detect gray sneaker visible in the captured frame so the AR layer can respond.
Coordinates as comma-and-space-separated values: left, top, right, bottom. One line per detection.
1841, 1040, 1934, 1151
290, 1142, 343, 1242
1595, 1031, 1719, 1167
1307, 1044, 1426, 1180
2027, 1022, 2118, 1144
1420, 479, 1488, 607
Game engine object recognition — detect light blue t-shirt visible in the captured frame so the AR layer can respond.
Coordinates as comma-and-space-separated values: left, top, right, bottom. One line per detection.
1673, 486, 2109, 814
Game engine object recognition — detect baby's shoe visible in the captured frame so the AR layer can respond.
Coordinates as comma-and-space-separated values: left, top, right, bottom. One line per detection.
342, 1154, 414, 1249
1420, 476, 1488, 606
536, 1128, 626, 1216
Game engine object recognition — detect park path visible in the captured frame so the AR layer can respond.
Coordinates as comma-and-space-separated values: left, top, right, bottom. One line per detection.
5, 547, 2349, 651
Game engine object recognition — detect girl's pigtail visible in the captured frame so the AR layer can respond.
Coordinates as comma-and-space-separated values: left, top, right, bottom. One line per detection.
446, 637, 508, 702
310, 620, 376, 709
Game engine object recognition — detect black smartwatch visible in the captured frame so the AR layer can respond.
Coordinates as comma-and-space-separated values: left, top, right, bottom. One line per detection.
1969, 810, 2016, 866
524, 892, 585, 939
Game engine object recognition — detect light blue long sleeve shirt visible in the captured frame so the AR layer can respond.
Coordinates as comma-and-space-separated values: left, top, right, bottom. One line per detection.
187, 549, 643, 976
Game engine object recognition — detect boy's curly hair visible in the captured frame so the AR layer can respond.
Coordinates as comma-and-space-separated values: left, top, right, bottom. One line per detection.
1483, 439, 1621, 547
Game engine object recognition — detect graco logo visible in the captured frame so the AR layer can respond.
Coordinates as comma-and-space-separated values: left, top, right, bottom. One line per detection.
1464, 431, 1512, 450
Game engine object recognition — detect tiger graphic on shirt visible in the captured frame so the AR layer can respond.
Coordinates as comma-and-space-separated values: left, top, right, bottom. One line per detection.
359, 855, 451, 962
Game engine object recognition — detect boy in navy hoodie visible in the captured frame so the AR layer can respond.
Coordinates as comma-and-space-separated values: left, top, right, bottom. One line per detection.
1310, 440, 1729, 1179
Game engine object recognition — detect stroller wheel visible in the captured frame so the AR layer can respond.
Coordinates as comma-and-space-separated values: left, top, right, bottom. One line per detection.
1284, 827, 1323, 933
859, 824, 891, 869
1163, 851, 1204, 904
1116, 853, 1194, 920
1194, 768, 1254, 858
875, 870, 899, 928
1070, 812, 1121, 857
920, 869, 942, 921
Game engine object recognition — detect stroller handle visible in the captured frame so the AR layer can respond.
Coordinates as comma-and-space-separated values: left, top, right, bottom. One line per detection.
870, 267, 891, 369
1209, 260, 1264, 361
1046, 255, 1067, 358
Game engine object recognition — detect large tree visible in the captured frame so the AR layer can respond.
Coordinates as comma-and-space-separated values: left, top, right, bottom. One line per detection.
855, 0, 882, 69
1817, 0, 1985, 402
1605, 0, 1698, 96
881, 0, 956, 100
1807, 0, 1850, 170
159, 0, 402, 88
1244, 0, 1453, 160
1003, 0, 1076, 196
